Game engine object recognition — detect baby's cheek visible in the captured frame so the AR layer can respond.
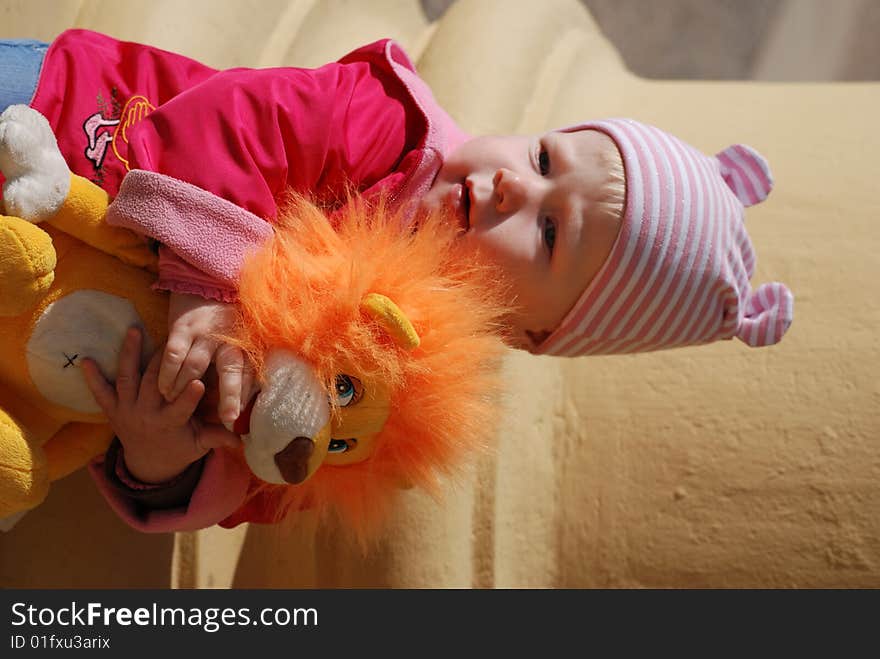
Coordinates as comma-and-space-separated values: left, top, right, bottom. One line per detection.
463, 229, 529, 269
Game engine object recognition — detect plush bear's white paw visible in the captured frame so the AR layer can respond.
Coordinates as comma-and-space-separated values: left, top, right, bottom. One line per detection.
0, 105, 70, 222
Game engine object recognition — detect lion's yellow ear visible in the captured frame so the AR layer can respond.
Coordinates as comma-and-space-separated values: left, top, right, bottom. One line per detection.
361, 293, 420, 350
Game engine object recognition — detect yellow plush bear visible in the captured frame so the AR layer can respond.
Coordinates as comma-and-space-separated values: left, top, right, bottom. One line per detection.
0, 106, 167, 523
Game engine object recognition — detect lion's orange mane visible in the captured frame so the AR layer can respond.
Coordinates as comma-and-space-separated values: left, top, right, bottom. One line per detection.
229, 194, 510, 542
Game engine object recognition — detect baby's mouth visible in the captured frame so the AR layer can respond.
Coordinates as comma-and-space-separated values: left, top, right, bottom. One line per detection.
446, 181, 470, 231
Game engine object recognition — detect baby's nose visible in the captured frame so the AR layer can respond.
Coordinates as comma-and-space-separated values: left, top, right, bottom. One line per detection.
493, 168, 527, 214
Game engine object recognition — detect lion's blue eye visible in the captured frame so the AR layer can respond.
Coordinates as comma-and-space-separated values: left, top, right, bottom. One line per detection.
328, 438, 355, 453
334, 375, 362, 407
335, 375, 355, 406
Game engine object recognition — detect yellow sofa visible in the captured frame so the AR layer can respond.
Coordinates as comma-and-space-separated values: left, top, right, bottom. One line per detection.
1, 0, 877, 588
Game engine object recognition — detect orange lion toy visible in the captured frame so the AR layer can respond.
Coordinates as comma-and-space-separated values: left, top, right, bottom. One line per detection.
224, 194, 510, 540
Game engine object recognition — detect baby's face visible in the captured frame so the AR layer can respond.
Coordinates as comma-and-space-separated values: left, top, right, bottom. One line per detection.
422, 129, 623, 349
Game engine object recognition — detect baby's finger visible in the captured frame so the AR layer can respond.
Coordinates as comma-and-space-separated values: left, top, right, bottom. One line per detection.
168, 340, 214, 402
138, 347, 166, 407
157, 335, 191, 400
164, 379, 206, 427
197, 423, 242, 452
239, 365, 255, 420
115, 327, 143, 404
80, 358, 118, 418
215, 344, 246, 426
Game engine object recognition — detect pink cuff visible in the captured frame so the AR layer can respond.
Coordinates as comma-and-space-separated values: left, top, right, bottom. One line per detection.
155, 247, 238, 302
89, 447, 252, 533
106, 170, 273, 288
111, 448, 189, 491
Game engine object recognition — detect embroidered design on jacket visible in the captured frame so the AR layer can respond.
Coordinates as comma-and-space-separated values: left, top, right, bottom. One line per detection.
83, 112, 119, 169
111, 95, 156, 170
82, 94, 155, 173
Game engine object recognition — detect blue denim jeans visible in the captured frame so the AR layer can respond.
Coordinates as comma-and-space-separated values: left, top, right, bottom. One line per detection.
0, 39, 49, 113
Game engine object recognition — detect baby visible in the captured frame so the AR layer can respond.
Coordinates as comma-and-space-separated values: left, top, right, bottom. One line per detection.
1, 31, 792, 531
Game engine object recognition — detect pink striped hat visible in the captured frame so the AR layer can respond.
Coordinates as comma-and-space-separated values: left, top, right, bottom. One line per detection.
535, 118, 793, 357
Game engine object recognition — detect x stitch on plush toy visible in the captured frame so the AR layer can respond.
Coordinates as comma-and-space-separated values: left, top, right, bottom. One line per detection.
0, 105, 510, 539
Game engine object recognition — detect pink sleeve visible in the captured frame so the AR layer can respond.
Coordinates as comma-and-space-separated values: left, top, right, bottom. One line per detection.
106, 170, 273, 292
88, 445, 252, 533
106, 55, 410, 296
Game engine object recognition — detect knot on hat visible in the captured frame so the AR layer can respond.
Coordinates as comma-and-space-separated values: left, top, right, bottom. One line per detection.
736, 282, 794, 347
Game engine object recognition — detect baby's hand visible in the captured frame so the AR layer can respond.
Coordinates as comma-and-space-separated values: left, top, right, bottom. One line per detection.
81, 327, 240, 484
161, 292, 253, 427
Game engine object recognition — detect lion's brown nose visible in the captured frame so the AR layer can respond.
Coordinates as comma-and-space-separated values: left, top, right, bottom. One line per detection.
273, 437, 314, 484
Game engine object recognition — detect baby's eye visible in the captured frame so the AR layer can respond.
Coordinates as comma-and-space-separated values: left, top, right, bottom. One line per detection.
543, 217, 556, 252
334, 375, 363, 407
538, 148, 551, 176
